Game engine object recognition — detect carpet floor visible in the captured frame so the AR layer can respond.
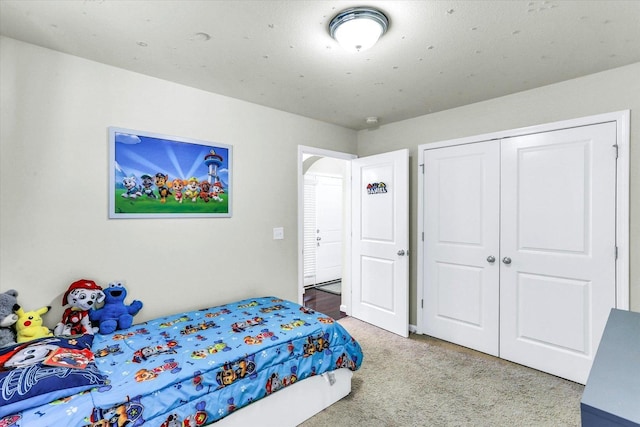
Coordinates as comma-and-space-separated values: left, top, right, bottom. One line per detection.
300, 317, 584, 427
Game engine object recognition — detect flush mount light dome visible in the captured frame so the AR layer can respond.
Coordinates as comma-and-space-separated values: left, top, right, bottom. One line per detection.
329, 7, 389, 53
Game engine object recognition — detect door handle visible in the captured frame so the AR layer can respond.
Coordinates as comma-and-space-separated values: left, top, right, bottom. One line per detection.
487, 256, 495, 263
397, 250, 406, 256
502, 257, 512, 265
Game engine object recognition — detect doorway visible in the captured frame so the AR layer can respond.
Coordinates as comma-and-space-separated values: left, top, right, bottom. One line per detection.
305, 174, 343, 286
298, 146, 410, 337
297, 146, 355, 319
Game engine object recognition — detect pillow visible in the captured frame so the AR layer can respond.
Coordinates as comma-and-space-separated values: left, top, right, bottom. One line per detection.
0, 335, 108, 417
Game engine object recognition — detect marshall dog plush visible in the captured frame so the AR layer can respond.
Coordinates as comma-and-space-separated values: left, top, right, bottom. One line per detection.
54, 279, 105, 336
90, 281, 143, 334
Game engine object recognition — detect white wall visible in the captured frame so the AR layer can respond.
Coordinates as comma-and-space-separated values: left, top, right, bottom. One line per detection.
2, 36, 637, 330
0, 37, 357, 325
358, 62, 640, 323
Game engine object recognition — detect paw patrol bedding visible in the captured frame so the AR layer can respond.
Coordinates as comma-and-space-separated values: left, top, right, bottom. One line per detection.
0, 296, 363, 426
0, 334, 107, 418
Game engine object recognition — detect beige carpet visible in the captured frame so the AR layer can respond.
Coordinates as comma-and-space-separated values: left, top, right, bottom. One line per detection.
300, 317, 584, 427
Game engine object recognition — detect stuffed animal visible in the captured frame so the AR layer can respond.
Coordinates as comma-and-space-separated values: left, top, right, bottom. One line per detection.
90, 281, 143, 334
15, 305, 53, 343
0, 289, 20, 347
54, 279, 105, 336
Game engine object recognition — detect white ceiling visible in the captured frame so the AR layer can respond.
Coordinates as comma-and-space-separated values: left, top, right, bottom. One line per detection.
1, 0, 639, 130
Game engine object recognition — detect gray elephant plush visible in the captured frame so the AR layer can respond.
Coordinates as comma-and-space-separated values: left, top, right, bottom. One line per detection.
0, 289, 19, 347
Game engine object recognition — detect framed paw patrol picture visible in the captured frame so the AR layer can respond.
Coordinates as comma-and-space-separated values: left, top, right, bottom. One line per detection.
108, 127, 232, 218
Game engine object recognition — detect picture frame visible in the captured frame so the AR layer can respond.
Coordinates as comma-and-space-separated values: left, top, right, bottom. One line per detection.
109, 127, 232, 218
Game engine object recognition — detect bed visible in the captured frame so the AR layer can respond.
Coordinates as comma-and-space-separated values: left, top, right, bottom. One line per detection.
0, 296, 363, 426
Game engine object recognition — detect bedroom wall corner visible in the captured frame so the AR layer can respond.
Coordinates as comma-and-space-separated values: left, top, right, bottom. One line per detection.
356, 62, 640, 323
0, 36, 358, 325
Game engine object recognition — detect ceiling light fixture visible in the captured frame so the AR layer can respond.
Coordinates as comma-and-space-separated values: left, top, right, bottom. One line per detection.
329, 7, 389, 53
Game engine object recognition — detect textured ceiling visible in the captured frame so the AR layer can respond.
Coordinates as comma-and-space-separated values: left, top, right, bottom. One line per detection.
1, 0, 639, 130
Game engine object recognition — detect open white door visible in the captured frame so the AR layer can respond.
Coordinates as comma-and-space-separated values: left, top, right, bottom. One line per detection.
351, 149, 409, 337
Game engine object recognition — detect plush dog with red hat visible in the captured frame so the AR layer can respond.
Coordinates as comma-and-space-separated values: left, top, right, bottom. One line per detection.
54, 279, 105, 336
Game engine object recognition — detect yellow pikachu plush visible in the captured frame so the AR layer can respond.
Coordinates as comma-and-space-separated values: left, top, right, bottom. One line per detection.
15, 305, 53, 343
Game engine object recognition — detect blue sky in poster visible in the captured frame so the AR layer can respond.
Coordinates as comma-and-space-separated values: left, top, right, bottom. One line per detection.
114, 132, 230, 188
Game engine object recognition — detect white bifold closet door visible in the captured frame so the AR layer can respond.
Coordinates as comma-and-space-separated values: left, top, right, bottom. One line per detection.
423, 140, 501, 356
423, 122, 617, 384
499, 123, 616, 383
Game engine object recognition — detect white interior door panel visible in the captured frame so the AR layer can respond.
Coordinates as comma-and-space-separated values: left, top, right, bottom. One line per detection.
422, 141, 501, 356
499, 122, 617, 384
352, 149, 409, 337
315, 176, 343, 284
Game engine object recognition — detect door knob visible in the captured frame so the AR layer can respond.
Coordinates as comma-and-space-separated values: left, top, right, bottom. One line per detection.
487, 256, 495, 263
397, 250, 405, 256
502, 257, 512, 265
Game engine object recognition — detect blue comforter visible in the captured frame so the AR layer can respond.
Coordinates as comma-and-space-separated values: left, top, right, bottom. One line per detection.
1, 297, 363, 426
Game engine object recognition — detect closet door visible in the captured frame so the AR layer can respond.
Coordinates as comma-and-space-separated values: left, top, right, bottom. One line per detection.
499, 122, 617, 384
423, 141, 501, 356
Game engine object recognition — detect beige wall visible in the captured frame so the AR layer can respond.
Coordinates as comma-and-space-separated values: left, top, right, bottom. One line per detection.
358, 62, 640, 323
0, 37, 357, 324
2, 36, 637, 330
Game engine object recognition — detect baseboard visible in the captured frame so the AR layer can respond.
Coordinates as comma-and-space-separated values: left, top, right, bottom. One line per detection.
336, 314, 417, 335
337, 314, 417, 335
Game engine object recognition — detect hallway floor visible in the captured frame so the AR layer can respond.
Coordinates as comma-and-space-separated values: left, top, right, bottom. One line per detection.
303, 287, 345, 320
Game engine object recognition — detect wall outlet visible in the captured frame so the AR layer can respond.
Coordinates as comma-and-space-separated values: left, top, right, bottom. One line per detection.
273, 227, 284, 240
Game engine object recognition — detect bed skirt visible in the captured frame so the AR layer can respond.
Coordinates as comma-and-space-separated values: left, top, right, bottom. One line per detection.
217, 368, 353, 426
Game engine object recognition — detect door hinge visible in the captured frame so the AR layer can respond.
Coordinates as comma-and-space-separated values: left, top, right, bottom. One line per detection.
422, 232, 424, 242
615, 246, 618, 259
420, 163, 424, 174
421, 299, 424, 309
613, 144, 619, 159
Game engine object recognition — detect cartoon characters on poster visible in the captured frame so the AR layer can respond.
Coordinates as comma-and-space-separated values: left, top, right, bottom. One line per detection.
118, 149, 226, 204
121, 175, 225, 204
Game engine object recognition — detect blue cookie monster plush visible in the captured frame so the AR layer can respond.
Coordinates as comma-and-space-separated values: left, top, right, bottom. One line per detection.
90, 281, 143, 334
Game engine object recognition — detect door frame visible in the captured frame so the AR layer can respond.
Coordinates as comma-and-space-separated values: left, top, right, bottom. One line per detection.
416, 110, 630, 335
297, 145, 356, 313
